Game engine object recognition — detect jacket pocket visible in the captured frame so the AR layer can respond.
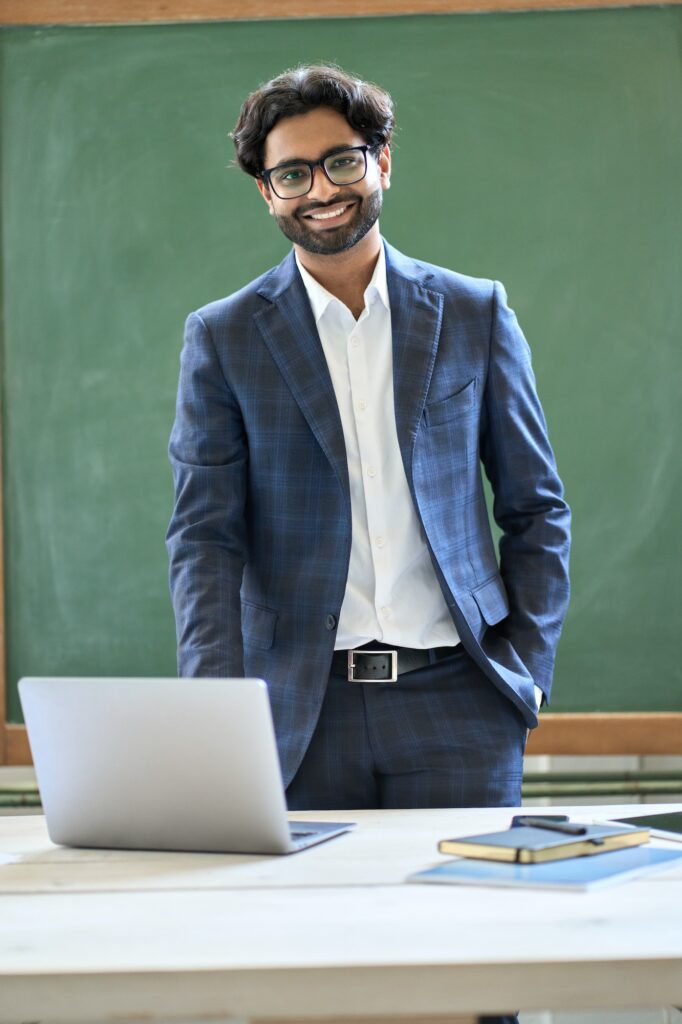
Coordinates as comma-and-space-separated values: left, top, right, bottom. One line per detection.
471, 573, 510, 626
242, 600, 278, 650
424, 378, 476, 427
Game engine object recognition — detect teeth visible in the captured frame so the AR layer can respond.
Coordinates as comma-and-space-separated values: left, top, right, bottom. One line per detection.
309, 205, 349, 221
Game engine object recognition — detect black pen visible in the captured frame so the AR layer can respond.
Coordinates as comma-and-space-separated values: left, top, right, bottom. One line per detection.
513, 816, 588, 836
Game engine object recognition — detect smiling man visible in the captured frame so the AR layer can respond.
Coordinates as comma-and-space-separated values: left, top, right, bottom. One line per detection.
258, 127, 383, 262
167, 65, 571, 818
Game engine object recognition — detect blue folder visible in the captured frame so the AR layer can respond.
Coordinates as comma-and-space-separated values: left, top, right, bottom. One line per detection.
410, 845, 682, 890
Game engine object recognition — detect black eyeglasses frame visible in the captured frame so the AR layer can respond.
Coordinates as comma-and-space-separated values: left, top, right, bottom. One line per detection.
260, 144, 374, 200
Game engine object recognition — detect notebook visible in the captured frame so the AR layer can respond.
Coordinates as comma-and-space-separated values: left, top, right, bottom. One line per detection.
410, 845, 682, 891
19, 676, 353, 855
437, 821, 649, 864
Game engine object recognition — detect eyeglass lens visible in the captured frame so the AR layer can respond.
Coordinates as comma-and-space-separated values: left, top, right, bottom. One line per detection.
269, 148, 367, 198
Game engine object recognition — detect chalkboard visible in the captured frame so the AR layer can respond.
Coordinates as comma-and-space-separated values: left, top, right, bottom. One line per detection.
1, 7, 681, 724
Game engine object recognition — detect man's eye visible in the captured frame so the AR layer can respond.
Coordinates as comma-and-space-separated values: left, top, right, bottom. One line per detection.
275, 167, 306, 182
330, 156, 357, 169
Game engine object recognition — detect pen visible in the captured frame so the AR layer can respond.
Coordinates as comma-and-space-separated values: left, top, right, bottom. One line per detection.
513, 816, 588, 836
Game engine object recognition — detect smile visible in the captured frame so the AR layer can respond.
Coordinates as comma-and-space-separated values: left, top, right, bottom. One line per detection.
303, 202, 355, 222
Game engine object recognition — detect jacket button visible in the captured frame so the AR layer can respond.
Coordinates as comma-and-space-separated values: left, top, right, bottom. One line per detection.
325, 613, 337, 631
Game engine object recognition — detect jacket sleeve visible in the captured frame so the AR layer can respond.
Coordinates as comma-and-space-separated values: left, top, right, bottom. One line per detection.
479, 281, 571, 703
166, 311, 247, 677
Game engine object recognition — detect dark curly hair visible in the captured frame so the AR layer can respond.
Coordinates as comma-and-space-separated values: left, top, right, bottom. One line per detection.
231, 64, 395, 178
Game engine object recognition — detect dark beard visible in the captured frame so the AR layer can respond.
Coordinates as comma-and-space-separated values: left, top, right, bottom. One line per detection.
273, 188, 383, 256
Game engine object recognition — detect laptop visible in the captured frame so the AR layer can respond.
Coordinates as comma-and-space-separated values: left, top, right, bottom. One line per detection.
18, 676, 353, 855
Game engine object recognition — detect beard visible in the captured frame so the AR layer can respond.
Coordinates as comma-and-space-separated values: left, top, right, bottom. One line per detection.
272, 188, 383, 256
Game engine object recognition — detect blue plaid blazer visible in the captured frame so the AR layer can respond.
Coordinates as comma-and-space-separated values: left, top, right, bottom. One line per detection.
167, 241, 571, 786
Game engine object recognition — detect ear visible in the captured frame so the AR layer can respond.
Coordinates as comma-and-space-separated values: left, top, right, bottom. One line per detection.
256, 176, 276, 216
378, 144, 391, 191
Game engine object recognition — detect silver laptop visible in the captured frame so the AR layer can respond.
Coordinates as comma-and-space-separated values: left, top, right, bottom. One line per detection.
19, 676, 353, 854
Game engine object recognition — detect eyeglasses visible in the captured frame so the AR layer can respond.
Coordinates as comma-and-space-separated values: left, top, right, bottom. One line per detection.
261, 145, 372, 200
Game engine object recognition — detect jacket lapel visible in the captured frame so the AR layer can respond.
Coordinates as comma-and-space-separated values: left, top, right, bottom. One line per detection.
253, 252, 350, 499
385, 242, 444, 478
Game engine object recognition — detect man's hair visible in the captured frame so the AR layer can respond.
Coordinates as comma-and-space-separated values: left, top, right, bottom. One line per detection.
231, 64, 395, 178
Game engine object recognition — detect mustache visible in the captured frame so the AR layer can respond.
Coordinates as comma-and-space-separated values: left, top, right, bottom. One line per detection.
295, 194, 359, 217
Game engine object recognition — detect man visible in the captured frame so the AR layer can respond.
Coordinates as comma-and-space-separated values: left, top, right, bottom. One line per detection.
167, 64, 571, 814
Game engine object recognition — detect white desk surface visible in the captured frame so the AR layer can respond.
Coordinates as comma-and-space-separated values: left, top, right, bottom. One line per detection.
1, 803, 682, 1023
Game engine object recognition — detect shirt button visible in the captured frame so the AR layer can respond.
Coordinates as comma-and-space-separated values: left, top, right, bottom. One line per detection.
351, 338, 360, 348
325, 613, 337, 631
367, 465, 377, 478
375, 536, 385, 548
358, 399, 367, 411
381, 606, 391, 618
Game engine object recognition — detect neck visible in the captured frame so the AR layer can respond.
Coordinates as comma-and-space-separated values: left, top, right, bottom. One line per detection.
295, 226, 382, 319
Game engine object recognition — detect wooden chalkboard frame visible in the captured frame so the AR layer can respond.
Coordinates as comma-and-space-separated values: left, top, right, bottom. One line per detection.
0, 419, 5, 765
1, 4, 681, 766
3, 713, 682, 765
1, 0, 681, 25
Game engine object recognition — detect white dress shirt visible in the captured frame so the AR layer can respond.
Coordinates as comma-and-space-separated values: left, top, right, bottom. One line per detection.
296, 247, 461, 652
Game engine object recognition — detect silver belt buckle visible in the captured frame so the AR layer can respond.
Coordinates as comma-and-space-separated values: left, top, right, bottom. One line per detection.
347, 648, 398, 683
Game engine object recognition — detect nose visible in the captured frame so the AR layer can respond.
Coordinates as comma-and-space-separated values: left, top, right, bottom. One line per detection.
306, 165, 340, 203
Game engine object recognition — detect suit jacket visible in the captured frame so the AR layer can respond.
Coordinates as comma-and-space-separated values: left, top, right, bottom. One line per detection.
167, 240, 571, 787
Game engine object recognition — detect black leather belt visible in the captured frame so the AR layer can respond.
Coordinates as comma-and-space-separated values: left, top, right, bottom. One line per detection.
331, 642, 460, 682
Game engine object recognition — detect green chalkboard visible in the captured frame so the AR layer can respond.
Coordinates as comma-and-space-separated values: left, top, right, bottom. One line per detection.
2, 8, 681, 723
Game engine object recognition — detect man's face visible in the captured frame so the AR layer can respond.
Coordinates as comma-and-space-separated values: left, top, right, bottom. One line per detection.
256, 106, 391, 256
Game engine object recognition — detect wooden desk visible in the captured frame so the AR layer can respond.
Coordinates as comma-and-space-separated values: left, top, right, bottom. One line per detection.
1, 804, 682, 1023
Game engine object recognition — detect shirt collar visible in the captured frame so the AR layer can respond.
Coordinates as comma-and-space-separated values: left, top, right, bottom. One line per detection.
295, 243, 389, 324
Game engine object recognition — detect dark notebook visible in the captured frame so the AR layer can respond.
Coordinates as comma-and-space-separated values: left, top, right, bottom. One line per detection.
437, 821, 649, 864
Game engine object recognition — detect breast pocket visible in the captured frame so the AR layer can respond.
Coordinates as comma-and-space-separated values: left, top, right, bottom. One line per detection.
423, 378, 476, 428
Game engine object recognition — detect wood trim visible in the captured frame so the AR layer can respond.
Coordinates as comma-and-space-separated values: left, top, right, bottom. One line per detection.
2, 0, 681, 26
526, 712, 682, 756
3, 714, 682, 766
0, 415, 6, 767
4, 725, 32, 766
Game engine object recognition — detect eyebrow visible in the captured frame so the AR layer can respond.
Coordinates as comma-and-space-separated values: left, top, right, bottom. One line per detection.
266, 144, 358, 173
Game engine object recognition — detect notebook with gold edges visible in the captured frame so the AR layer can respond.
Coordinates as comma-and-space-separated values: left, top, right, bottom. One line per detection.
437, 821, 649, 864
